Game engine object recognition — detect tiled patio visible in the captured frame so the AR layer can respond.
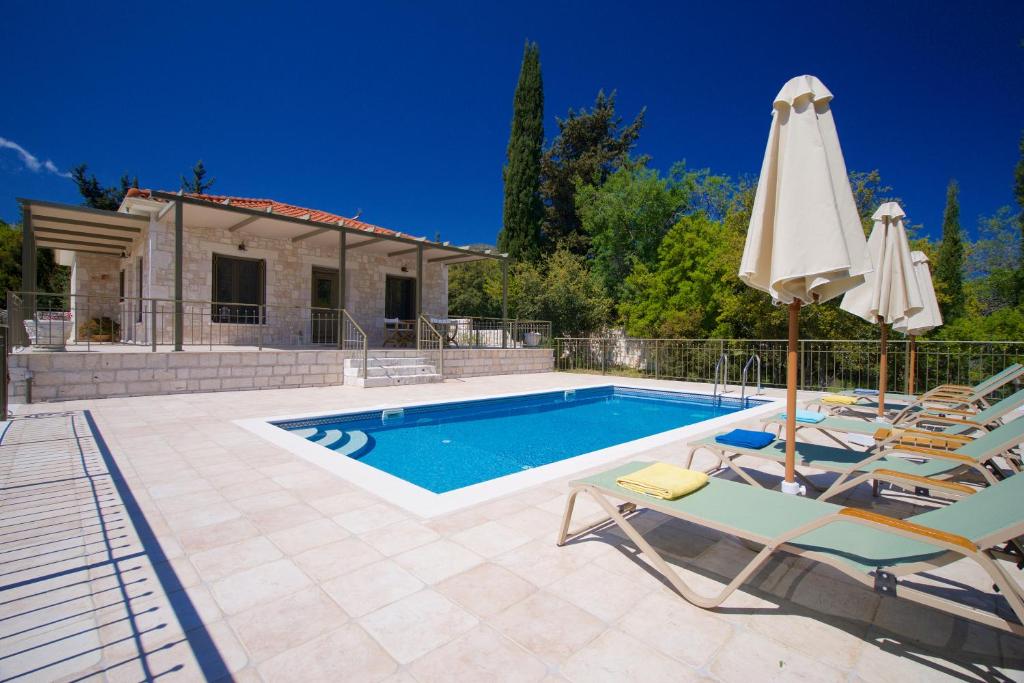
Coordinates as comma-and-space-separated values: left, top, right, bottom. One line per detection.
1, 373, 1021, 682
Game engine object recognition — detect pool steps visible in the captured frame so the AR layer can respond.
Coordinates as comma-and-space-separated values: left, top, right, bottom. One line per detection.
343, 356, 442, 388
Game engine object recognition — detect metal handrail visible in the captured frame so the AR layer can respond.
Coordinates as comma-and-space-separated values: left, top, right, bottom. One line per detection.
418, 314, 444, 379
712, 353, 729, 403
740, 354, 762, 404
341, 309, 368, 380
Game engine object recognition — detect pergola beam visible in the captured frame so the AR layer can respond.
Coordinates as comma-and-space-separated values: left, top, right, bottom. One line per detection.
347, 237, 384, 250
30, 215, 142, 233
387, 245, 421, 258
37, 243, 123, 257
228, 215, 262, 233
291, 227, 330, 243
17, 197, 148, 222
35, 227, 133, 244
35, 236, 124, 252
428, 254, 479, 264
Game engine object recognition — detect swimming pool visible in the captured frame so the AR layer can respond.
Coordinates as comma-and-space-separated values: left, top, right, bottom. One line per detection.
240, 384, 780, 516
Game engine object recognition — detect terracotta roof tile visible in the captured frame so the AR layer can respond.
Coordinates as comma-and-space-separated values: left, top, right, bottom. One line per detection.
126, 188, 405, 237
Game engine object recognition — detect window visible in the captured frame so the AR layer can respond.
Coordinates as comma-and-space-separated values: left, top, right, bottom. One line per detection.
212, 254, 265, 324
385, 275, 416, 320
119, 270, 125, 302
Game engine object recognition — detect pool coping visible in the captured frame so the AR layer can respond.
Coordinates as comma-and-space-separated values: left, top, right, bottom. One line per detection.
235, 383, 786, 518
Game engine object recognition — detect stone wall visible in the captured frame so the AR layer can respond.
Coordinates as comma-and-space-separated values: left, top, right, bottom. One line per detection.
71, 215, 448, 348
8, 348, 554, 402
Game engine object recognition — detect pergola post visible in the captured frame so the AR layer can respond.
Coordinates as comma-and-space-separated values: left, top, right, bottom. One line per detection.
174, 197, 183, 351
501, 258, 508, 349
21, 203, 36, 297
19, 203, 36, 347
337, 229, 346, 349
415, 244, 423, 350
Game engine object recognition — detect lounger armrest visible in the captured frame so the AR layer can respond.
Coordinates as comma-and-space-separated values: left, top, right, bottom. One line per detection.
878, 445, 975, 464
913, 414, 984, 428
870, 469, 977, 496
898, 427, 972, 441
838, 508, 976, 553
925, 407, 979, 417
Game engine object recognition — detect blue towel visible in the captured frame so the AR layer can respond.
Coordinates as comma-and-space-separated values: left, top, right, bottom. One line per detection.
714, 429, 775, 449
853, 388, 879, 396
780, 411, 826, 424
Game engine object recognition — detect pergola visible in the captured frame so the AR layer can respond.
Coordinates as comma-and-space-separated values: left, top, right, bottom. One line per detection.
17, 192, 509, 350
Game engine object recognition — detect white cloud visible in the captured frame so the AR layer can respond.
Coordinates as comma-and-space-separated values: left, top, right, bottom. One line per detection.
0, 136, 72, 179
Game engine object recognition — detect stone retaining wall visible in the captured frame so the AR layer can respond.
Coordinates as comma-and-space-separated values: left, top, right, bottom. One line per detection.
8, 348, 554, 402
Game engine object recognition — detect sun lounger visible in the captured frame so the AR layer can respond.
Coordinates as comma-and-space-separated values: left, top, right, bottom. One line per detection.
685, 416, 1024, 500
557, 460, 1024, 635
811, 363, 1024, 420
763, 389, 1024, 453
835, 363, 1023, 407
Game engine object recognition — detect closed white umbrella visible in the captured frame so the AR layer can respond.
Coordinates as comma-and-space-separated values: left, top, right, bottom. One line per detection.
840, 202, 923, 415
894, 251, 943, 394
740, 75, 871, 494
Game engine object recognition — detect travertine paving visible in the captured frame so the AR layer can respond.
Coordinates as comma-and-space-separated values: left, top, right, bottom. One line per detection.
1, 373, 1021, 682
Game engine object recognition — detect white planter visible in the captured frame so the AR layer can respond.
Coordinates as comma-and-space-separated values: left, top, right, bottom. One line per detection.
523, 331, 541, 347
24, 319, 71, 350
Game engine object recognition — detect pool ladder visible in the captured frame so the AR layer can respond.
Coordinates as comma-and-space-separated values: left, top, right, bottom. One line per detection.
740, 354, 762, 406
712, 353, 729, 404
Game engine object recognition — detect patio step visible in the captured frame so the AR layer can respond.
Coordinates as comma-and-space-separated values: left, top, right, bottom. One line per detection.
343, 356, 442, 387
344, 357, 428, 369
343, 363, 436, 378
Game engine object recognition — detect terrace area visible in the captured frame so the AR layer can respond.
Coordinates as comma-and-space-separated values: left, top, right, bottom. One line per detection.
1, 372, 1021, 682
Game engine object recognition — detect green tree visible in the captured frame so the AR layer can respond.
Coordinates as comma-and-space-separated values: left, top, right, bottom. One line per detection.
509, 248, 611, 336
0, 219, 69, 295
498, 42, 544, 261
935, 180, 966, 320
71, 165, 138, 211
967, 206, 1021, 313
182, 160, 215, 194
540, 91, 644, 254
1014, 131, 1024, 300
447, 259, 502, 317
575, 162, 687, 299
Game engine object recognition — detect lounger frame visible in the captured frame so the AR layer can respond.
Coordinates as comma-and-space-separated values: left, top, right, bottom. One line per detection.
557, 477, 1024, 635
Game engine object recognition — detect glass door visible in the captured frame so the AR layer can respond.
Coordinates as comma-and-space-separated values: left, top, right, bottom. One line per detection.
310, 267, 339, 344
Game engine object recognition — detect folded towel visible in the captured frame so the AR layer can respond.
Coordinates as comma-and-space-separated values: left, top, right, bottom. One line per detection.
822, 394, 859, 405
780, 411, 826, 424
853, 388, 879, 396
616, 463, 708, 500
714, 429, 775, 449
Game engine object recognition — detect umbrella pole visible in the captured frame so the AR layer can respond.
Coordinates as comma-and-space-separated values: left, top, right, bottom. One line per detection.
783, 301, 800, 493
878, 318, 887, 418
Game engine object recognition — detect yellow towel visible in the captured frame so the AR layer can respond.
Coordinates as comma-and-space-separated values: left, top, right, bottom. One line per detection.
616, 463, 708, 500
821, 394, 859, 405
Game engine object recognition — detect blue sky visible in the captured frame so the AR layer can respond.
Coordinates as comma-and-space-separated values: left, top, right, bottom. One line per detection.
2, 1, 1022, 245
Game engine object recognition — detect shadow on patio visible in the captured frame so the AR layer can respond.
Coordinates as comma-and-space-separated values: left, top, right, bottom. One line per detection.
0, 409, 233, 681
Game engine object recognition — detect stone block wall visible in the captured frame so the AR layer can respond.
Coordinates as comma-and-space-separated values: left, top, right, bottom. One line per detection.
7, 348, 554, 402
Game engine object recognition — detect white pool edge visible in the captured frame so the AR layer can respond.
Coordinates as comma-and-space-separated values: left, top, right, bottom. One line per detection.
235, 383, 786, 518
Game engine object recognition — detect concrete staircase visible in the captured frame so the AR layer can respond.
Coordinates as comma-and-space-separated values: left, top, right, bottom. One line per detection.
344, 356, 442, 388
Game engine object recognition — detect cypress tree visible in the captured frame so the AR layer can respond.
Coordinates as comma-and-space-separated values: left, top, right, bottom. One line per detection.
935, 180, 966, 320
1015, 132, 1024, 284
498, 41, 544, 261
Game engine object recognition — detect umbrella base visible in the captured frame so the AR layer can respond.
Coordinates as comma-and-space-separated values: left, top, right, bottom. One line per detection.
781, 480, 806, 496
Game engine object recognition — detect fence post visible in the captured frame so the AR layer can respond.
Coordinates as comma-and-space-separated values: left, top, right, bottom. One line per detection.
258, 305, 264, 351
654, 339, 659, 379
601, 338, 606, 375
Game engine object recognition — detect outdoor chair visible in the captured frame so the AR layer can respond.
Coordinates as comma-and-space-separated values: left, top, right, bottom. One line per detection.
762, 388, 1024, 452
558, 460, 1024, 635
684, 415, 1024, 501
810, 363, 1024, 420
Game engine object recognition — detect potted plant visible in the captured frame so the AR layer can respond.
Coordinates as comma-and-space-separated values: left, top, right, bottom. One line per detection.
79, 316, 121, 342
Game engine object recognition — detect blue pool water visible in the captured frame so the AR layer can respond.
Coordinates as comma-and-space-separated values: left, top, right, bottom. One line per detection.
275, 386, 762, 494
